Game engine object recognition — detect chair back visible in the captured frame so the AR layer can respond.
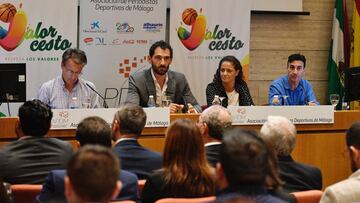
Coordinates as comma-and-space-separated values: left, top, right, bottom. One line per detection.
111, 201, 136, 203
155, 196, 215, 203
291, 190, 323, 203
11, 184, 42, 203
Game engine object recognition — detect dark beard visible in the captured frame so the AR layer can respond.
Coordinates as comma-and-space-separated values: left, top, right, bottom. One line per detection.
152, 65, 169, 75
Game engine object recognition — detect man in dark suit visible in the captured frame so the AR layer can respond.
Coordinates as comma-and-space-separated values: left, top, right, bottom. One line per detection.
260, 115, 322, 192
112, 103, 162, 180
215, 128, 285, 202
197, 105, 232, 167
36, 116, 138, 202
0, 99, 73, 184
65, 145, 121, 203
125, 40, 201, 113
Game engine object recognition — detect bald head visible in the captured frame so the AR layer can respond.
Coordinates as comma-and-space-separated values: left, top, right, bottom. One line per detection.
260, 116, 296, 156
199, 105, 232, 140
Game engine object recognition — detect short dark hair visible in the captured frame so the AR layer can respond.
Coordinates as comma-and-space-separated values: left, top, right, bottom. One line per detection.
76, 116, 112, 147
62, 48, 87, 66
67, 145, 120, 202
220, 128, 270, 186
114, 103, 146, 136
346, 121, 360, 148
18, 99, 53, 137
149, 40, 173, 58
287, 53, 306, 68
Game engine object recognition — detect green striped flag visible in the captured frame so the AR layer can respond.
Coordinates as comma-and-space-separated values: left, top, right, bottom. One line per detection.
327, 0, 350, 108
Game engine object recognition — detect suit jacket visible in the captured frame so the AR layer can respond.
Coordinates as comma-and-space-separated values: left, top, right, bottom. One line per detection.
125, 68, 202, 112
0, 137, 73, 184
320, 169, 360, 203
35, 169, 139, 203
214, 185, 287, 203
113, 139, 162, 180
278, 155, 322, 193
205, 143, 221, 167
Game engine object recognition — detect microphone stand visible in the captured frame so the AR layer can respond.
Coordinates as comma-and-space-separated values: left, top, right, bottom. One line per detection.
86, 83, 109, 108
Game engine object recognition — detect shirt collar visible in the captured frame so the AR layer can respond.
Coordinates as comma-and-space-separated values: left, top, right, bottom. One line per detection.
150, 68, 168, 86
284, 75, 303, 91
205, 141, 222, 147
114, 137, 137, 145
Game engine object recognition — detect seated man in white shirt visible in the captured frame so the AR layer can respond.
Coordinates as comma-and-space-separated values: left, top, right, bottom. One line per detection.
38, 48, 100, 109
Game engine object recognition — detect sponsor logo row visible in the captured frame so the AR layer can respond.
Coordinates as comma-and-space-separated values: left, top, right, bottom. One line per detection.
82, 21, 163, 34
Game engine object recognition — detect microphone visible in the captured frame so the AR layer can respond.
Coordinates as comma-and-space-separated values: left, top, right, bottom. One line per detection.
86, 83, 109, 108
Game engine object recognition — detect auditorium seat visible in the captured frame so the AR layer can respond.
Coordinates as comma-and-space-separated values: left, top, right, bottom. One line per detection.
291, 190, 323, 203
11, 184, 42, 203
155, 196, 216, 203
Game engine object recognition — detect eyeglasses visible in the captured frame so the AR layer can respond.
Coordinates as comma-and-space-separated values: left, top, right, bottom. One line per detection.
153, 55, 171, 62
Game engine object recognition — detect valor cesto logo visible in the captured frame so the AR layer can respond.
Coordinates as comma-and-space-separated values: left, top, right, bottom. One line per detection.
177, 8, 244, 51
0, 3, 72, 52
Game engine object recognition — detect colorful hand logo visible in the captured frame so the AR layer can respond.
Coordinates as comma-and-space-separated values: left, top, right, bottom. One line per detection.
0, 3, 28, 52
177, 8, 207, 51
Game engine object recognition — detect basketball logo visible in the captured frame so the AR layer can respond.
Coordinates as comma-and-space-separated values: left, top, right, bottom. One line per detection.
182, 8, 198, 26
0, 3, 17, 23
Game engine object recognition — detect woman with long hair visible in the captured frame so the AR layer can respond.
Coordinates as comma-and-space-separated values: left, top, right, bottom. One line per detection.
141, 119, 216, 203
206, 55, 254, 107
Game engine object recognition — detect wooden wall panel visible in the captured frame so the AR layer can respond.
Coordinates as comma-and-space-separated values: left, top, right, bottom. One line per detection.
247, 0, 356, 105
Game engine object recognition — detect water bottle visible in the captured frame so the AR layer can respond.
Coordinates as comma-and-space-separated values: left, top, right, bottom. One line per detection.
271, 95, 280, 106
69, 97, 79, 109
212, 95, 221, 105
147, 95, 156, 107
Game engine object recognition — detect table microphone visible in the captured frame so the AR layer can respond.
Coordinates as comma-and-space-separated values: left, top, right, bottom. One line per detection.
86, 83, 109, 108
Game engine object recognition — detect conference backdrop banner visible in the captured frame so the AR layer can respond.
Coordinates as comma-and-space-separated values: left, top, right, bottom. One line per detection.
79, 0, 166, 107
0, 0, 77, 115
170, 0, 251, 105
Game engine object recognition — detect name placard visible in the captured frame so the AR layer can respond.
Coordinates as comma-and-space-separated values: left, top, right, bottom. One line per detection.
51, 107, 170, 129
227, 105, 334, 125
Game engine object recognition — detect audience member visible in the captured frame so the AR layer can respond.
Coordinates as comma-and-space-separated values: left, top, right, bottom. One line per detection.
112, 103, 162, 179
197, 105, 232, 167
0, 99, 73, 184
320, 121, 360, 202
36, 116, 138, 203
64, 145, 121, 203
215, 128, 285, 203
268, 53, 318, 106
38, 48, 100, 109
141, 119, 216, 203
265, 143, 296, 203
125, 40, 201, 113
260, 115, 322, 192
206, 55, 254, 107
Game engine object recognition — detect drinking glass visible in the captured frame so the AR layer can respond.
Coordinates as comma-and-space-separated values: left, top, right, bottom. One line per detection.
219, 97, 226, 106
82, 97, 91, 109
161, 95, 171, 107
282, 95, 289, 106
330, 94, 340, 110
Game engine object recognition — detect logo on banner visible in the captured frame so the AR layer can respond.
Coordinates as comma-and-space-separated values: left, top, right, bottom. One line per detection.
83, 21, 107, 33
143, 22, 163, 33
116, 22, 134, 33
0, 3, 27, 51
0, 3, 72, 53
83, 37, 94, 45
177, 8, 245, 51
118, 56, 147, 78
